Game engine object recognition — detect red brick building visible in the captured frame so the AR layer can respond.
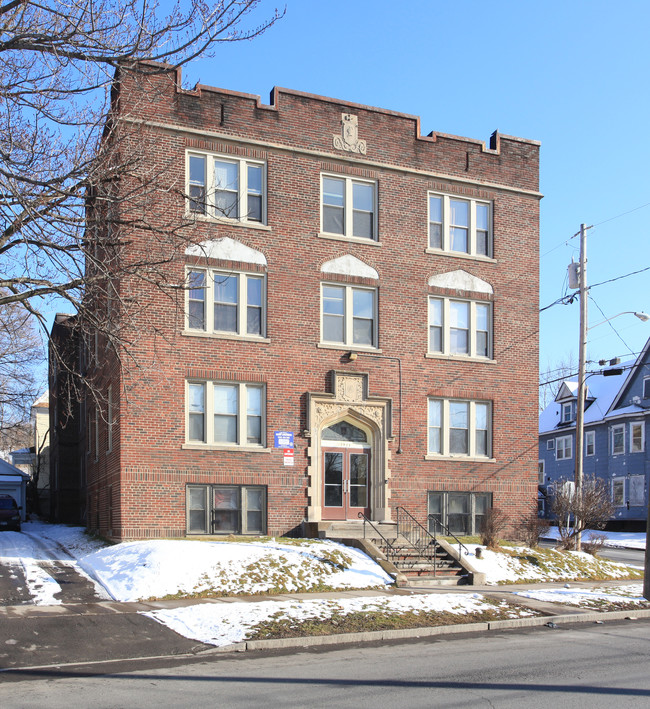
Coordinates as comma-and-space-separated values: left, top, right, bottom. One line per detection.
58, 64, 540, 540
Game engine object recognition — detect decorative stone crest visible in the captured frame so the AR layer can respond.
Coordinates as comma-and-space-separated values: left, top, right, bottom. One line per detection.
333, 113, 367, 154
336, 374, 364, 403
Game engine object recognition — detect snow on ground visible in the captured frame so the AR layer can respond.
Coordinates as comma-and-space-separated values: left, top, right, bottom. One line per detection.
465, 544, 637, 585
0, 520, 108, 604
515, 583, 649, 609
144, 592, 532, 647
78, 538, 393, 602
543, 527, 646, 550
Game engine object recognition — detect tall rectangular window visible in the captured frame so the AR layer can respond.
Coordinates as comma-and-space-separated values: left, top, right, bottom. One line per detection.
428, 296, 492, 359
321, 175, 377, 240
630, 422, 644, 453
428, 193, 492, 257
612, 478, 625, 506
187, 152, 266, 224
188, 270, 206, 330
321, 284, 377, 348
427, 398, 491, 458
188, 383, 206, 443
186, 268, 266, 338
629, 475, 645, 506
187, 381, 265, 448
611, 424, 625, 455
556, 435, 572, 460
585, 430, 595, 456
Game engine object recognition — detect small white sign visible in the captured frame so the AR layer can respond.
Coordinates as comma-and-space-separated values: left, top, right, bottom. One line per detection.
283, 448, 294, 466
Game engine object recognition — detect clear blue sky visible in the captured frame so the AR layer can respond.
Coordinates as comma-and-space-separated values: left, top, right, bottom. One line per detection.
181, 0, 650, 378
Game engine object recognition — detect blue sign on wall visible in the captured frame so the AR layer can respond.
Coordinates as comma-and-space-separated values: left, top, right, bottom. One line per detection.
274, 431, 294, 449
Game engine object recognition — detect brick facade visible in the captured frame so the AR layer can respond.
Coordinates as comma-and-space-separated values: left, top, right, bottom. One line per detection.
72, 64, 540, 540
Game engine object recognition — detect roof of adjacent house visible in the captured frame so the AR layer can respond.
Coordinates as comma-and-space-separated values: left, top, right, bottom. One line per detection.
0, 458, 30, 479
539, 362, 636, 434
32, 391, 49, 409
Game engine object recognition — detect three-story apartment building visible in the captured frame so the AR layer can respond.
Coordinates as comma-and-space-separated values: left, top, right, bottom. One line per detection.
52, 63, 541, 540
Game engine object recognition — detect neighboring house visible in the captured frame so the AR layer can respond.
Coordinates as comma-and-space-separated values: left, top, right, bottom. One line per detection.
50, 63, 541, 541
0, 458, 29, 521
30, 391, 51, 515
539, 337, 650, 529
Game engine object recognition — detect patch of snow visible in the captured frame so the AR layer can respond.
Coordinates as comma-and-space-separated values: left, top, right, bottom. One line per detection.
544, 527, 646, 550
79, 539, 393, 602
466, 544, 637, 584
144, 592, 530, 647
515, 583, 648, 607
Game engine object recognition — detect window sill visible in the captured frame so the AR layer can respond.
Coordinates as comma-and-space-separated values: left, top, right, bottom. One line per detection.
318, 232, 382, 247
182, 443, 271, 452
317, 343, 382, 354
182, 330, 271, 343
186, 213, 272, 231
425, 353, 496, 364
425, 455, 495, 463
425, 248, 496, 263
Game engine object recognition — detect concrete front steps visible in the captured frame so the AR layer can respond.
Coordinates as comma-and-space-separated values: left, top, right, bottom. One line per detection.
310, 520, 484, 587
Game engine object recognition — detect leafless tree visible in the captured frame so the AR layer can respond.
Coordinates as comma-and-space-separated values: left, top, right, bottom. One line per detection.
539, 354, 577, 411
0, 0, 283, 411
0, 292, 44, 429
551, 475, 614, 550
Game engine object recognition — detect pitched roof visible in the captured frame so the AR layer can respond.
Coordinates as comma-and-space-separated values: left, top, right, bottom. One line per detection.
539, 362, 634, 434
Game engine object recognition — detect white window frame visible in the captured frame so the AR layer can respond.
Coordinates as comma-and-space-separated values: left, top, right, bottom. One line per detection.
427, 398, 492, 459
546, 439, 555, 451
643, 377, 650, 399
185, 268, 266, 339
561, 402, 574, 423
556, 435, 572, 460
612, 477, 625, 507
320, 283, 378, 349
427, 192, 492, 258
186, 484, 267, 535
630, 421, 645, 453
629, 475, 645, 506
320, 174, 377, 241
585, 429, 595, 457
186, 380, 265, 448
186, 151, 266, 225
428, 296, 492, 359
538, 460, 545, 485
611, 424, 625, 456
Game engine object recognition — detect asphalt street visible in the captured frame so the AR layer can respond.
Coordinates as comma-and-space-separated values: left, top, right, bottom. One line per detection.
2, 618, 650, 708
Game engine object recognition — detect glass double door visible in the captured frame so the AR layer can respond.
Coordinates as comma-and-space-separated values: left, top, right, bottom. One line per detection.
322, 447, 370, 520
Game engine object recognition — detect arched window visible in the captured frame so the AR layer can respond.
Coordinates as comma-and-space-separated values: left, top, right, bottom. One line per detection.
322, 420, 367, 443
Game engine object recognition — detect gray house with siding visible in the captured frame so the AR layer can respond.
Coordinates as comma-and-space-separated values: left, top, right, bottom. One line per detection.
539, 337, 650, 529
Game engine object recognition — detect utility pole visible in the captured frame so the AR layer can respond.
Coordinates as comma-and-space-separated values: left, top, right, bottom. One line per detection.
574, 223, 588, 552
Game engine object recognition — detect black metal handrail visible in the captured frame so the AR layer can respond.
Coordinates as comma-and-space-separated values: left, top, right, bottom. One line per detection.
360, 509, 439, 575
427, 514, 470, 557
395, 506, 438, 567
357, 512, 399, 564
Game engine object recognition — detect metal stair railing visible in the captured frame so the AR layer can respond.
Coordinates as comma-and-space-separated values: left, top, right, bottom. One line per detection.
394, 506, 438, 571
357, 512, 399, 565
359, 508, 444, 575
427, 514, 470, 557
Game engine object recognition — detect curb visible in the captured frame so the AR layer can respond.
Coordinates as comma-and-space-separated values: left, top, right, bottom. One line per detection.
205, 607, 650, 655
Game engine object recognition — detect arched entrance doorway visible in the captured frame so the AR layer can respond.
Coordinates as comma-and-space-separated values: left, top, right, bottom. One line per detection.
321, 420, 370, 520
306, 372, 393, 524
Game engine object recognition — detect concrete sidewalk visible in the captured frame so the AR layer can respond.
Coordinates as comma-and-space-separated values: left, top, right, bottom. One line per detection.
1, 579, 648, 674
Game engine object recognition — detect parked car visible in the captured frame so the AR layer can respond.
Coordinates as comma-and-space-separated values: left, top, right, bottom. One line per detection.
0, 494, 21, 531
